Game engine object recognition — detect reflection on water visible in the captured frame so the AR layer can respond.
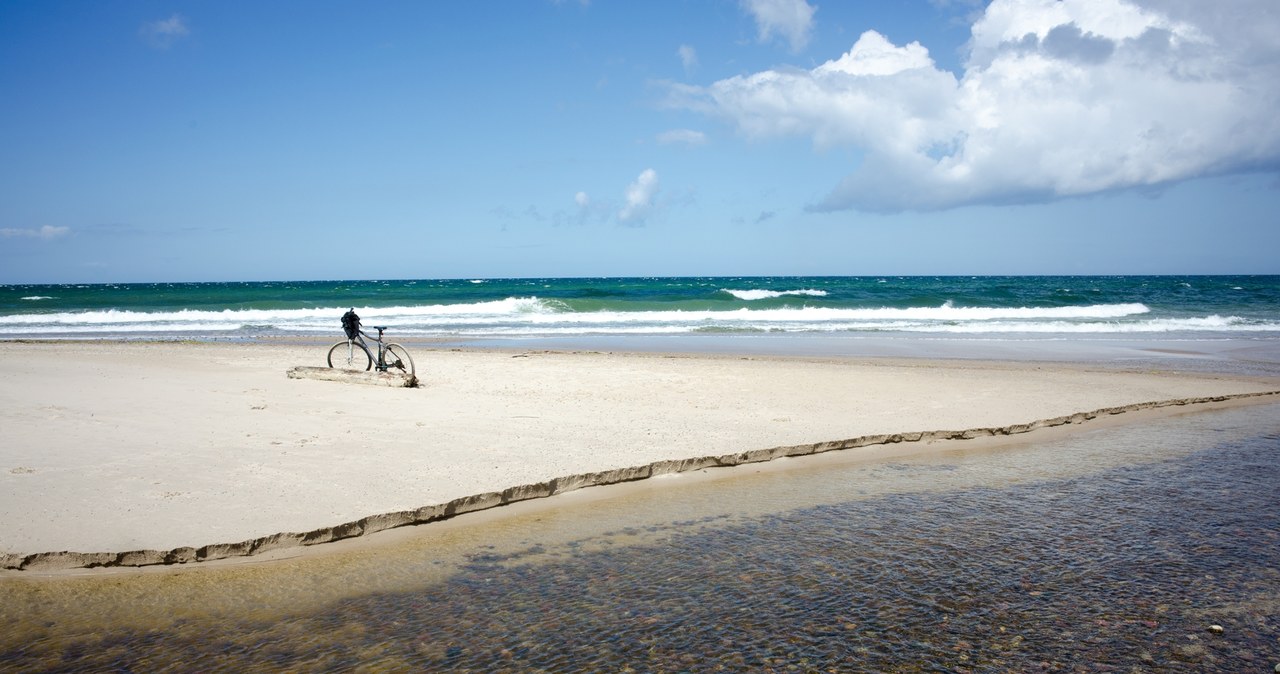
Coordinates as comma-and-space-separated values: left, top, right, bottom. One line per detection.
2, 404, 1278, 672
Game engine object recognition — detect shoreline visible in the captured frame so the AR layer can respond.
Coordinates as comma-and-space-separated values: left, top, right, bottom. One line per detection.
3, 340, 1278, 573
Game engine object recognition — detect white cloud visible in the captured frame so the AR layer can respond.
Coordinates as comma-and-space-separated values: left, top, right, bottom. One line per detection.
673, 0, 1280, 212
575, 191, 590, 207
678, 44, 698, 72
815, 31, 933, 76
741, 0, 817, 52
657, 129, 708, 146
139, 14, 190, 50
618, 169, 659, 224
1, 225, 70, 240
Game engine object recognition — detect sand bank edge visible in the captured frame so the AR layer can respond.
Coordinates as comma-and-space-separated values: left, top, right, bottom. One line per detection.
5, 391, 1277, 572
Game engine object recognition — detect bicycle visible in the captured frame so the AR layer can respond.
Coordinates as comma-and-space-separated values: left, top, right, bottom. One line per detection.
328, 325, 415, 377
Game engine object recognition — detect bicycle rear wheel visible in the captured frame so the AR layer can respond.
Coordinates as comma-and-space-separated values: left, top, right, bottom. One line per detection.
382, 343, 415, 377
328, 341, 372, 371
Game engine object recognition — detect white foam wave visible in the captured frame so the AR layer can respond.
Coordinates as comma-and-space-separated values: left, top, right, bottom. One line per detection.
722, 288, 828, 301
868, 315, 1271, 334
2, 299, 1274, 338
20, 296, 53, 301
0, 297, 545, 326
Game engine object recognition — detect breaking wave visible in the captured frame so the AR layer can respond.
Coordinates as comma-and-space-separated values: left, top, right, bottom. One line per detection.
721, 288, 829, 301
3, 297, 1273, 337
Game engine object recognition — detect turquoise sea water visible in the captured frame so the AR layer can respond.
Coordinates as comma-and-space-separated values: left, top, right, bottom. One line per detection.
2, 275, 1279, 340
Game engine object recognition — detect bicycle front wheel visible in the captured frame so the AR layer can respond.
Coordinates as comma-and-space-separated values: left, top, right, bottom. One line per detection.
328, 341, 372, 371
382, 343, 415, 377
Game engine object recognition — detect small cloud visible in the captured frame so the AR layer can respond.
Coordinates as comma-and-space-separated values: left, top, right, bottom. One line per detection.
678, 44, 698, 72
618, 169, 659, 225
656, 129, 708, 146
755, 210, 777, 223
741, 0, 817, 52
139, 14, 190, 50
1, 225, 70, 240
563, 190, 611, 226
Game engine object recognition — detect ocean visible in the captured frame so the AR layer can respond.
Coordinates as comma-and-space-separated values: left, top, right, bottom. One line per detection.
3, 275, 1279, 341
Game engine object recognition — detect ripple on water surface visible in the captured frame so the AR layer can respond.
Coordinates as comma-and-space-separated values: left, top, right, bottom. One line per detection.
2, 404, 1278, 672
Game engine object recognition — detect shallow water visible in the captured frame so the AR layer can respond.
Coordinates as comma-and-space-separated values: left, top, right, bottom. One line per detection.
2, 404, 1278, 672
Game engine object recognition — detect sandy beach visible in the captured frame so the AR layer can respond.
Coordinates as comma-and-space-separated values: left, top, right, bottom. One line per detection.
1, 340, 1277, 571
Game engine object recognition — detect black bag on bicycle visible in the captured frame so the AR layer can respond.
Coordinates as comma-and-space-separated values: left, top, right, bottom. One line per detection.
341, 309, 361, 339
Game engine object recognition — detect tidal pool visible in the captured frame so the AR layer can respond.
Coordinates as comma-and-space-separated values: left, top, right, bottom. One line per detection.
2, 403, 1278, 672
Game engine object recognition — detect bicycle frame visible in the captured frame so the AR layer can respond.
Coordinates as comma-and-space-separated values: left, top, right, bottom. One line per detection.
349, 327, 393, 371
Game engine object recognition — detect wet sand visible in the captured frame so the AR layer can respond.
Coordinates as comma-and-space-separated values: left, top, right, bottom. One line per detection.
3, 402, 1278, 672
1, 340, 1277, 571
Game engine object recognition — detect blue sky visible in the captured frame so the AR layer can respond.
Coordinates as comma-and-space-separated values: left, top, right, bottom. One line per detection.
2, 0, 1278, 283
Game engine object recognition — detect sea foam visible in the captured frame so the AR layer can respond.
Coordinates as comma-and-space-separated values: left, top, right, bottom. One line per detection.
722, 288, 828, 301
2, 298, 1274, 338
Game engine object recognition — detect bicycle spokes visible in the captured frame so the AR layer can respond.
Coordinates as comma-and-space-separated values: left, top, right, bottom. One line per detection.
327, 338, 373, 371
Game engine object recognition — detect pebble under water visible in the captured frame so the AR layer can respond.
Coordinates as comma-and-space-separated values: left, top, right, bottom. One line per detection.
2, 404, 1278, 673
